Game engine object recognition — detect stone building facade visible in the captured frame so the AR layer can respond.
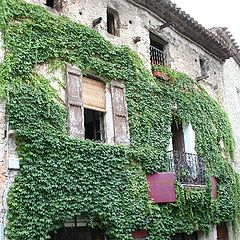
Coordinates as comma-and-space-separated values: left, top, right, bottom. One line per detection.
223, 56, 240, 173
25, 0, 239, 169
0, 0, 240, 240
211, 27, 240, 174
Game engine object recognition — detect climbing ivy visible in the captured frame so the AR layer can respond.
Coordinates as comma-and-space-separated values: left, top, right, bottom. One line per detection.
0, 0, 240, 239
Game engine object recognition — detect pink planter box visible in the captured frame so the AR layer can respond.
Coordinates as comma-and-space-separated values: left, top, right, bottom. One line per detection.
132, 229, 148, 239
210, 176, 218, 200
147, 172, 176, 203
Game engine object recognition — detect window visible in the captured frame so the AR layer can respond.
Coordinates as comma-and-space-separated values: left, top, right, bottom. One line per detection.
150, 32, 167, 65
107, 8, 120, 36
66, 64, 129, 145
199, 57, 208, 76
169, 118, 196, 154
50, 227, 106, 240
46, 0, 54, 8
168, 118, 205, 185
50, 218, 106, 240
66, 72, 106, 142
82, 76, 106, 142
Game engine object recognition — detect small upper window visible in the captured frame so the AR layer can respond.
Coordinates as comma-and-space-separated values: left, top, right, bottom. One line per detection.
46, 0, 54, 8
199, 58, 208, 76
107, 8, 120, 36
150, 32, 167, 66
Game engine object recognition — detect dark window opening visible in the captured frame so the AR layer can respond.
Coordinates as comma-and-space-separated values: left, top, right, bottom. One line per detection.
171, 232, 198, 240
107, 8, 119, 36
46, 0, 54, 8
199, 58, 208, 76
150, 32, 167, 65
50, 226, 106, 240
84, 109, 105, 142
171, 118, 185, 152
217, 223, 229, 240
150, 39, 164, 51
107, 12, 115, 35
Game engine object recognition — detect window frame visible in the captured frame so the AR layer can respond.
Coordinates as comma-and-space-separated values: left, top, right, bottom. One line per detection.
199, 57, 209, 77
66, 65, 129, 145
149, 32, 168, 66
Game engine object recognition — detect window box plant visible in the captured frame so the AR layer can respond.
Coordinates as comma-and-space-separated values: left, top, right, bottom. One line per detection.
152, 64, 170, 81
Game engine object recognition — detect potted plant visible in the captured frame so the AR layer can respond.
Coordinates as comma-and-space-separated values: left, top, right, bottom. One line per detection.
152, 64, 170, 81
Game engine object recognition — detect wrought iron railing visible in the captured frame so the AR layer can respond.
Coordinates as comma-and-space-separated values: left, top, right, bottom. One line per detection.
150, 45, 166, 65
168, 151, 205, 185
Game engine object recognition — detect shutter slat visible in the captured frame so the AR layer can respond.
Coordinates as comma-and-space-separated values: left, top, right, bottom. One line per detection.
111, 80, 129, 145
66, 64, 84, 139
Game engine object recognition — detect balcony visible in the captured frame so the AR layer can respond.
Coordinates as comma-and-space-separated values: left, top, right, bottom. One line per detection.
150, 45, 166, 66
168, 151, 206, 185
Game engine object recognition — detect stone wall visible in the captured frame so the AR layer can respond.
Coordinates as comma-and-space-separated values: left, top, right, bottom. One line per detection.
223, 57, 240, 172
0, 31, 7, 239
24, 0, 224, 104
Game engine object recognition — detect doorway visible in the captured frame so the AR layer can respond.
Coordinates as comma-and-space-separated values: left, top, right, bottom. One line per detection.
217, 223, 229, 240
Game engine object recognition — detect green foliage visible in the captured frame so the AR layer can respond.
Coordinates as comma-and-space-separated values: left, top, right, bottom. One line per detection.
0, 0, 240, 239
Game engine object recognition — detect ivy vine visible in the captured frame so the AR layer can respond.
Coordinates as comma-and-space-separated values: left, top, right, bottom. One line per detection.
0, 0, 240, 239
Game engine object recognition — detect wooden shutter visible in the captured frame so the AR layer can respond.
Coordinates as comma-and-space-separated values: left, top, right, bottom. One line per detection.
111, 80, 129, 145
147, 172, 176, 203
66, 64, 84, 138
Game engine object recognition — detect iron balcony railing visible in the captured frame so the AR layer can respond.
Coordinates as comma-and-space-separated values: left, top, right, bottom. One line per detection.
168, 150, 206, 185
150, 45, 166, 66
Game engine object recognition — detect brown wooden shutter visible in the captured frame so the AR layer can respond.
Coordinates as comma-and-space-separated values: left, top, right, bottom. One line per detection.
111, 80, 129, 145
66, 64, 84, 139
